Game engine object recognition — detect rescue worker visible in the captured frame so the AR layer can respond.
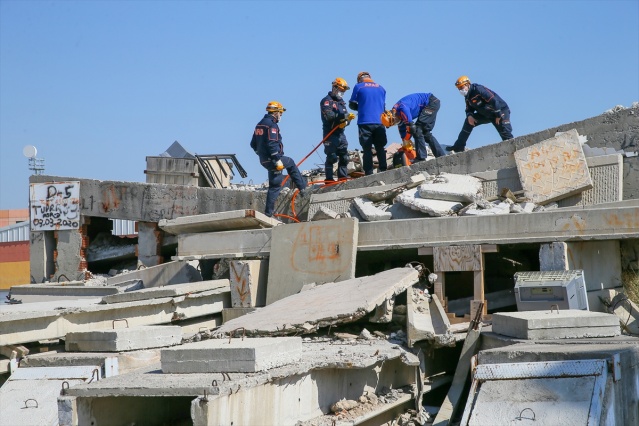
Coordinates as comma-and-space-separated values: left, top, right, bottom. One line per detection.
380, 92, 446, 161
348, 71, 388, 175
447, 76, 513, 153
250, 101, 307, 217
320, 77, 355, 181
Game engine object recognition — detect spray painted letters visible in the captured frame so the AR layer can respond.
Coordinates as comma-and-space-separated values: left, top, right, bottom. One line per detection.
30, 181, 81, 230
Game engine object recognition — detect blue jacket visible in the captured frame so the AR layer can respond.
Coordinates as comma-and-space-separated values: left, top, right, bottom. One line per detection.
392, 93, 433, 140
320, 92, 348, 136
465, 83, 509, 119
348, 78, 386, 125
250, 114, 283, 166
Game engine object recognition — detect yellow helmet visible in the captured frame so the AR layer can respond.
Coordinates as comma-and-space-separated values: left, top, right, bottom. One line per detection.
357, 71, 371, 83
332, 77, 350, 91
455, 75, 471, 88
380, 110, 396, 128
266, 101, 286, 113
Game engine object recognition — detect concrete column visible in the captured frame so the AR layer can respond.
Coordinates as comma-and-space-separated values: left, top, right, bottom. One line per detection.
539, 242, 569, 271
29, 230, 55, 283
137, 222, 164, 267
229, 259, 268, 307
54, 226, 86, 282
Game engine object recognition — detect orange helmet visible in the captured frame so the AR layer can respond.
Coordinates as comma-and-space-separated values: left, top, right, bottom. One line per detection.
380, 110, 396, 128
266, 101, 286, 113
332, 77, 350, 91
455, 75, 471, 88
357, 71, 371, 83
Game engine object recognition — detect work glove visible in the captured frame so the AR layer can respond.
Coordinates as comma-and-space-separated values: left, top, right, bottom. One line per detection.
338, 119, 348, 129
347, 113, 356, 122
275, 160, 284, 171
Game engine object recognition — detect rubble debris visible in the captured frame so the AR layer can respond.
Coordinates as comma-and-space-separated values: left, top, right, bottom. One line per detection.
159, 209, 279, 235
353, 197, 392, 221
418, 173, 483, 202
396, 188, 463, 217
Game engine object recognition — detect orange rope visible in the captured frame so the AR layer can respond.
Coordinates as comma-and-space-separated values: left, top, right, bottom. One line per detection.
281, 124, 341, 187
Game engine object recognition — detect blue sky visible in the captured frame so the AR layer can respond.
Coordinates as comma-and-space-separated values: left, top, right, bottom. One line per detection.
1, 0, 638, 210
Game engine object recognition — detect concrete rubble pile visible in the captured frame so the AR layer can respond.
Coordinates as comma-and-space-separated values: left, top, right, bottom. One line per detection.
2, 104, 639, 425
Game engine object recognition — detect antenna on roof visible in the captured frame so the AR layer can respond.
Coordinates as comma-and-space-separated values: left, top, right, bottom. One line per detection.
23, 145, 45, 175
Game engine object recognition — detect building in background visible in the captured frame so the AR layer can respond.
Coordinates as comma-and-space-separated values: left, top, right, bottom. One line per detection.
0, 209, 30, 288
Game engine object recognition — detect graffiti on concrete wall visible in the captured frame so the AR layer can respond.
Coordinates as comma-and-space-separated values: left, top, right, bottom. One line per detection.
30, 181, 80, 230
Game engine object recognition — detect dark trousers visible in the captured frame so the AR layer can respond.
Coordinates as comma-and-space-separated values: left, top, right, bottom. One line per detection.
263, 155, 306, 217
324, 133, 350, 180
358, 124, 388, 175
452, 108, 513, 150
414, 96, 446, 159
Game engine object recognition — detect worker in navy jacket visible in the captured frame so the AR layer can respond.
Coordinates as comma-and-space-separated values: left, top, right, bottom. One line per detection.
348, 71, 388, 175
320, 77, 355, 181
381, 92, 446, 161
448, 76, 513, 153
250, 101, 306, 217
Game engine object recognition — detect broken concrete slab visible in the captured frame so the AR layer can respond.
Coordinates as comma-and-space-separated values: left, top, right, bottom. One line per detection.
107, 260, 201, 288
216, 266, 419, 336
222, 307, 257, 323
418, 173, 482, 202
158, 209, 279, 235
176, 228, 273, 259
608, 293, 639, 335
100, 279, 228, 304
161, 337, 302, 373
266, 217, 358, 305
514, 129, 593, 205
65, 325, 182, 352
395, 188, 463, 217
492, 310, 621, 340
229, 259, 267, 308
407, 290, 454, 348
353, 197, 392, 221
557, 153, 623, 208
0, 286, 230, 346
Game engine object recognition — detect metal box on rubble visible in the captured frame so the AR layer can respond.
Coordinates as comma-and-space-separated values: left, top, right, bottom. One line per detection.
514, 270, 589, 311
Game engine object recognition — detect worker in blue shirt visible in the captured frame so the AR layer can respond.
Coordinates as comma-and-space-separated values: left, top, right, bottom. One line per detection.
348, 71, 388, 175
250, 101, 307, 217
380, 92, 446, 161
447, 76, 513, 153
320, 77, 355, 181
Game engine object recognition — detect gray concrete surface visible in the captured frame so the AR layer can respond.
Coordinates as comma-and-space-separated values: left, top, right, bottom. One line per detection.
161, 337, 302, 373
492, 310, 620, 339
65, 325, 182, 352
100, 279, 228, 304
216, 266, 419, 336
266, 217, 358, 305
229, 259, 267, 307
159, 209, 279, 235
106, 260, 201, 288
8, 284, 120, 304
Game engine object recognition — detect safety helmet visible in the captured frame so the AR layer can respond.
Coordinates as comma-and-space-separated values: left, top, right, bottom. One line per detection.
266, 101, 286, 113
455, 75, 471, 88
332, 77, 350, 92
357, 71, 371, 83
380, 110, 396, 128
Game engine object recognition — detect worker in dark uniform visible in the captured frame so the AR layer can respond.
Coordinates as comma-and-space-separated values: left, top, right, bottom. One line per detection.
447, 75, 513, 153
250, 101, 307, 217
320, 77, 355, 181
380, 92, 446, 161
349, 71, 388, 175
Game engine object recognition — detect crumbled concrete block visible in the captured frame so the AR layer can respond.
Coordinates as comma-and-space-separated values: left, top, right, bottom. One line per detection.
460, 201, 511, 216
418, 173, 482, 202
353, 197, 392, 221
395, 188, 463, 217
311, 206, 340, 221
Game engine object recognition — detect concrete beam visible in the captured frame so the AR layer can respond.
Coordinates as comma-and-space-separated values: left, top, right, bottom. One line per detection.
106, 260, 201, 288
159, 209, 279, 235
492, 311, 621, 340
66, 326, 182, 352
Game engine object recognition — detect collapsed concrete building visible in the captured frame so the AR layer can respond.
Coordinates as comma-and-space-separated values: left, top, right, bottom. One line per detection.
1, 104, 639, 425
